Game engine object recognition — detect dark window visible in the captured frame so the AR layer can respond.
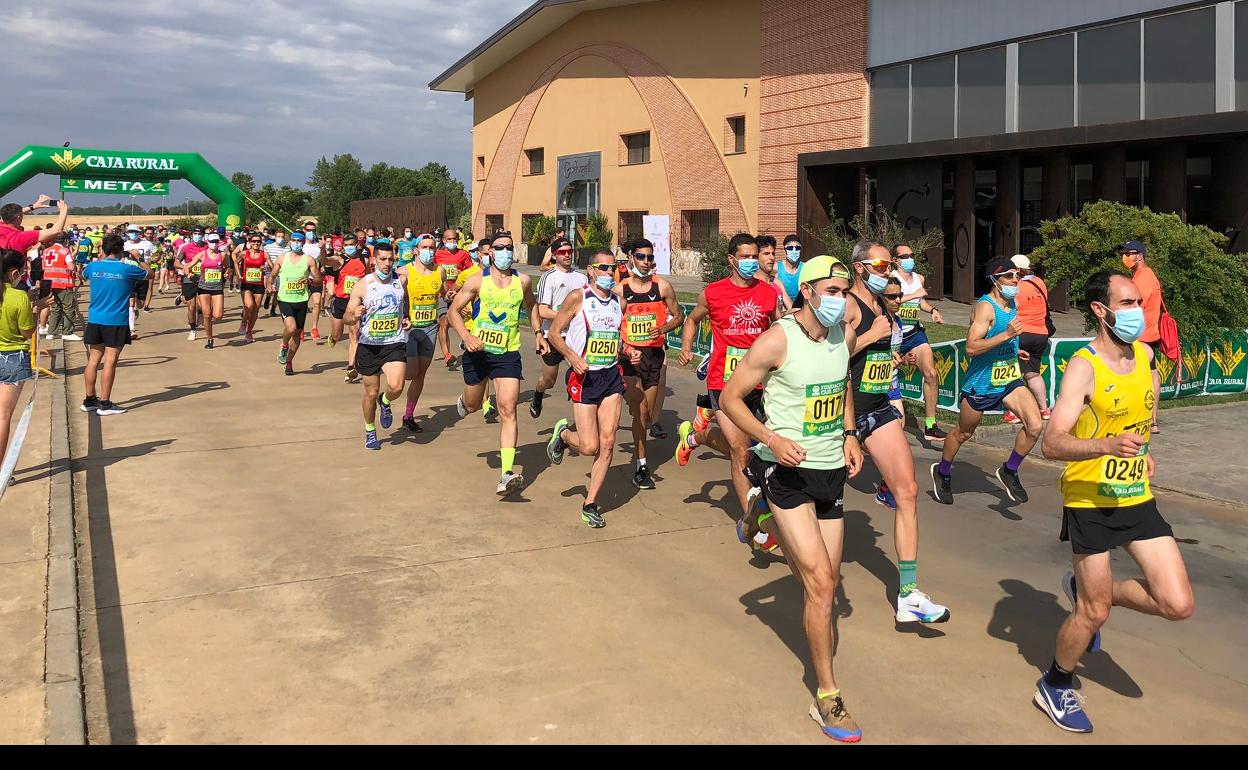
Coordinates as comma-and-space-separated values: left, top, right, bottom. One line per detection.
728, 116, 746, 154
1069, 163, 1094, 214
1020, 165, 1043, 254
910, 56, 955, 142
941, 164, 955, 295
475, 156, 486, 181
1078, 21, 1141, 126
618, 211, 647, 244
1125, 159, 1151, 208
624, 132, 651, 165
1186, 155, 1215, 227
871, 65, 910, 145
1238, 1, 1248, 109
525, 148, 544, 176
485, 214, 504, 236
681, 209, 719, 249
957, 47, 1006, 138
1019, 34, 1074, 131
974, 166, 997, 295
1145, 7, 1216, 119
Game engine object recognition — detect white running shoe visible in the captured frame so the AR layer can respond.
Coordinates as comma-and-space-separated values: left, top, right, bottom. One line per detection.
896, 589, 951, 624
496, 471, 523, 496
187, 329, 196, 341
38, 326, 48, 336
60, 334, 82, 341
44, 334, 55, 340
456, 395, 468, 418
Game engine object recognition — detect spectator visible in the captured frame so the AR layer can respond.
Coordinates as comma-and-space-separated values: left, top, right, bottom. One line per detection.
0, 195, 69, 254
80, 234, 150, 416
42, 233, 82, 341
541, 227, 568, 270
1, 249, 49, 470
1120, 240, 1162, 432
1006, 254, 1052, 422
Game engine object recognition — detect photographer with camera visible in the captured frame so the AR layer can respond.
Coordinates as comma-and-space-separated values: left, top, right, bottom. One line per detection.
0, 194, 70, 253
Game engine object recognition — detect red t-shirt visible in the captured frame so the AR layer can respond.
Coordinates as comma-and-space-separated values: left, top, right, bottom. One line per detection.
434, 247, 472, 285
41, 244, 75, 289
335, 257, 368, 299
0, 223, 40, 254
704, 277, 778, 391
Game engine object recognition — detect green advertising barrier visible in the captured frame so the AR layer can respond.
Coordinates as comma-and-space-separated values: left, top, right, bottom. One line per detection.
1048, 338, 1093, 405
1159, 337, 1210, 399
663, 302, 712, 356
1204, 329, 1248, 394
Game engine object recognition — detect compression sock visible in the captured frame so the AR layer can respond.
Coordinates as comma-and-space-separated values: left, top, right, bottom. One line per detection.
381, 392, 391, 407
364, 423, 376, 432
636, 458, 647, 470
925, 416, 936, 429
501, 447, 516, 475
404, 400, 417, 419
1005, 450, 1025, 472
1044, 659, 1074, 688
898, 560, 918, 598
938, 458, 953, 476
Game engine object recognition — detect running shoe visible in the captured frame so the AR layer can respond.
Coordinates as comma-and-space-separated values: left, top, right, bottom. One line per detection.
930, 463, 953, 505
80, 395, 100, 413
674, 420, 694, 466
1033, 677, 1092, 733
44, 334, 54, 340
808, 695, 862, 743
529, 393, 544, 419
692, 406, 713, 433
344, 368, 359, 384
326, 335, 336, 348
95, 400, 126, 416
633, 465, 656, 490
648, 423, 667, 440
277, 347, 288, 365
60, 334, 82, 342
446, 356, 460, 371
482, 397, 497, 422
497, 471, 524, 496
923, 424, 947, 444
874, 482, 897, 510
896, 590, 950, 623
245, 333, 255, 343
547, 418, 568, 465
580, 503, 606, 528
736, 489, 762, 547
996, 465, 1029, 503
1061, 571, 1102, 653
456, 395, 468, 418
284, 364, 294, 376
364, 430, 381, 451
239, 322, 247, 334
143, 307, 154, 314
1041, 408, 1052, 421
175, 296, 183, 307
204, 339, 214, 350
38, 326, 48, 336
378, 394, 394, 429
402, 417, 423, 433
311, 328, 321, 341
187, 329, 196, 341
1003, 411, 1021, 424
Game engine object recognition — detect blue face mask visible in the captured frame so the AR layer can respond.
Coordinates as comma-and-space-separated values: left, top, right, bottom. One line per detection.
192, 235, 203, 244
418, 248, 435, 265
736, 258, 760, 279
1106, 306, 1145, 344
899, 258, 916, 273
290, 242, 304, 252
493, 249, 514, 270
445, 241, 459, 252
595, 275, 615, 291
812, 293, 846, 327
344, 246, 357, 256
366, 238, 375, 245
864, 272, 889, 294
374, 268, 392, 281
784, 247, 801, 263
998, 283, 1018, 300
304, 231, 315, 240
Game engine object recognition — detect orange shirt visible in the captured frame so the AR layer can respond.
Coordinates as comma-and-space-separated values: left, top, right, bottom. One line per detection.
1015, 277, 1049, 335
1131, 264, 1162, 343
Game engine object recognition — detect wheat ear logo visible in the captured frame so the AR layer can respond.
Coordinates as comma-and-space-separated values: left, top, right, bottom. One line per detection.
934, 352, 954, 385
50, 149, 84, 172
1156, 354, 1176, 382
900, 362, 918, 381
1181, 348, 1206, 378
1210, 340, 1245, 377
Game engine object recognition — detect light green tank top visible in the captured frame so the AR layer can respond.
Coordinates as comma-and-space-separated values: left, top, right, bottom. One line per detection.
277, 255, 311, 302
753, 315, 850, 470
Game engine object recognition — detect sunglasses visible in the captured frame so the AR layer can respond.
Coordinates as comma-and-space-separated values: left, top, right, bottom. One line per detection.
993, 270, 1022, 280
882, 292, 903, 301
858, 258, 892, 270
632, 252, 655, 261
590, 263, 616, 272
554, 248, 574, 256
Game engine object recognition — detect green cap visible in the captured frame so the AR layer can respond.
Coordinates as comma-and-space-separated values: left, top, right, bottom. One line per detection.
798, 255, 851, 285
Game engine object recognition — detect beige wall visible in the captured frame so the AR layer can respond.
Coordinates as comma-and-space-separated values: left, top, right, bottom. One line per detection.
470, 0, 761, 246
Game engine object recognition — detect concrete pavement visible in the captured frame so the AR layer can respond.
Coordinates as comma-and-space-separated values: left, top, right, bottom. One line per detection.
45, 289, 1248, 743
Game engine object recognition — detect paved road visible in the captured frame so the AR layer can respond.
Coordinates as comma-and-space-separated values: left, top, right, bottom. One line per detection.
49, 290, 1248, 744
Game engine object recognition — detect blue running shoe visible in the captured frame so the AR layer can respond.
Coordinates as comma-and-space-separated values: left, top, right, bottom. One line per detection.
277, 346, 288, 365
378, 394, 393, 429
1061, 571, 1101, 653
695, 353, 710, 381
874, 482, 897, 510
1033, 677, 1092, 733
364, 430, 381, 451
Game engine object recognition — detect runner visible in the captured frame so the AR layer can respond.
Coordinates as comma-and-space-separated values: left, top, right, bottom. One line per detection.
139, 228, 158, 311
616, 238, 682, 489
675, 234, 782, 528
176, 226, 207, 339
718, 254, 864, 742
306, 242, 327, 341
333, 235, 369, 382
236, 233, 269, 342
448, 230, 544, 496
435, 227, 473, 370
397, 237, 444, 432
756, 234, 793, 310
344, 243, 409, 450
931, 257, 1043, 505
545, 254, 639, 527
1034, 269, 1194, 733
122, 226, 154, 338
844, 241, 950, 625
530, 236, 586, 419
456, 238, 497, 420
80, 234, 152, 416
183, 233, 227, 349
891, 244, 949, 444
262, 229, 289, 317
395, 226, 419, 269
776, 234, 802, 306
275, 231, 321, 375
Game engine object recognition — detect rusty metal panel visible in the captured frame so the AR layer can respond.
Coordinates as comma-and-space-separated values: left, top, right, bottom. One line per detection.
350, 195, 446, 234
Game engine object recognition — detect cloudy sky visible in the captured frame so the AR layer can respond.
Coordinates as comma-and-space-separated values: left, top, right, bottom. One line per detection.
0, 0, 531, 207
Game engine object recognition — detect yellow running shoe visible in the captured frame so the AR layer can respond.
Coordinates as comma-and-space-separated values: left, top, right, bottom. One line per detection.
675, 420, 694, 467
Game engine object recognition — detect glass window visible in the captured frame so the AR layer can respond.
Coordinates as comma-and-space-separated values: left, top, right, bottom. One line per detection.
485, 214, 504, 235
681, 210, 720, 249
957, 47, 1006, 138
871, 65, 910, 145
974, 166, 997, 295
618, 211, 647, 244
1019, 34, 1074, 131
1236, 1, 1248, 109
1125, 159, 1151, 208
525, 148, 544, 176
623, 132, 650, 165
910, 56, 955, 142
1145, 7, 1216, 119
727, 116, 746, 154
1186, 155, 1215, 227
1069, 163, 1094, 214
1078, 22, 1141, 126
1020, 165, 1043, 254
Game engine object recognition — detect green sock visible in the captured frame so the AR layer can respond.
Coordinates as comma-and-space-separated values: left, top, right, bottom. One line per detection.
816, 688, 841, 700
501, 447, 516, 474
925, 416, 936, 429
381, 392, 391, 406
365, 423, 376, 432
899, 560, 918, 597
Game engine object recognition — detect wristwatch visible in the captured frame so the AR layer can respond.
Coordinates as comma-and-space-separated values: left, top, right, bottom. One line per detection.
843, 428, 860, 440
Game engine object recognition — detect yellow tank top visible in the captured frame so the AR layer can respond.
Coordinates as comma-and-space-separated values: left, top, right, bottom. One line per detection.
474, 273, 523, 354
1060, 341, 1154, 509
406, 267, 442, 327
457, 264, 483, 333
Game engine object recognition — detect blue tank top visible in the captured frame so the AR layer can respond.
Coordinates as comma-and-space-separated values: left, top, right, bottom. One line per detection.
962, 294, 1020, 396
777, 261, 801, 305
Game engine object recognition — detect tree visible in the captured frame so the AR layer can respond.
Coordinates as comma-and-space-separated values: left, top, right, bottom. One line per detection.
250, 184, 311, 233
307, 155, 471, 233
805, 203, 943, 268
1031, 200, 1248, 337
231, 172, 261, 225
308, 154, 367, 232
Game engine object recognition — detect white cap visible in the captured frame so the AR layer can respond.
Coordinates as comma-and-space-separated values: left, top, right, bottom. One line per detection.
205, 233, 221, 242
1010, 254, 1031, 270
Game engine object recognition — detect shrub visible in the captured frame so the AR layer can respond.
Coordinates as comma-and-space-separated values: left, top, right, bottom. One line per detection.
524, 215, 557, 248
804, 203, 943, 270
581, 211, 613, 250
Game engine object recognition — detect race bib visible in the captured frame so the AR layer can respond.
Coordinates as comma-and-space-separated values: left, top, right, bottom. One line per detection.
899, 301, 921, 323
245, 267, 262, 283
476, 321, 508, 354
443, 266, 460, 282
586, 330, 620, 367
859, 350, 893, 394
803, 380, 846, 437
343, 276, 359, 293
204, 268, 222, 284
367, 311, 400, 337
625, 312, 657, 345
410, 303, 437, 326
285, 278, 307, 294
722, 345, 747, 382
1098, 443, 1149, 499
990, 358, 1021, 387
191, 264, 202, 276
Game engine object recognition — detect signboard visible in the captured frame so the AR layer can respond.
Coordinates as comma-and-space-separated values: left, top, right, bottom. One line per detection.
642, 214, 671, 275
61, 177, 170, 195
1204, 330, 1248, 394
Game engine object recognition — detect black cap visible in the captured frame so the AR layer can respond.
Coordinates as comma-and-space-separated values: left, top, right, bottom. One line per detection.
550, 237, 573, 252
1118, 240, 1146, 256
985, 256, 1014, 277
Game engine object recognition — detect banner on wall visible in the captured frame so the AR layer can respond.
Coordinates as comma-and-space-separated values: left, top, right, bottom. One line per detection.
642, 215, 671, 275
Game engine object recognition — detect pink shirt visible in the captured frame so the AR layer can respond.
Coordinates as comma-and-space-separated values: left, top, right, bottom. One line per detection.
0, 223, 40, 254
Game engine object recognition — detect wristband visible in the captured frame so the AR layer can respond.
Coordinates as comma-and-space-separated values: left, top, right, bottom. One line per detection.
765, 431, 779, 450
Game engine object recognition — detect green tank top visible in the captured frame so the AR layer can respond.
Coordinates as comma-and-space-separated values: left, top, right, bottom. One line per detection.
473, 273, 524, 354
753, 315, 850, 470
277, 255, 311, 302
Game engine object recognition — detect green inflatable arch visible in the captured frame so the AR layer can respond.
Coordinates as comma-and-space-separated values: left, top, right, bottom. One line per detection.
0, 145, 244, 230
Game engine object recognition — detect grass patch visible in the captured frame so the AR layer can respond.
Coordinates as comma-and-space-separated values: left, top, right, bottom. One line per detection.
676, 290, 700, 305
1159, 392, 1248, 410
